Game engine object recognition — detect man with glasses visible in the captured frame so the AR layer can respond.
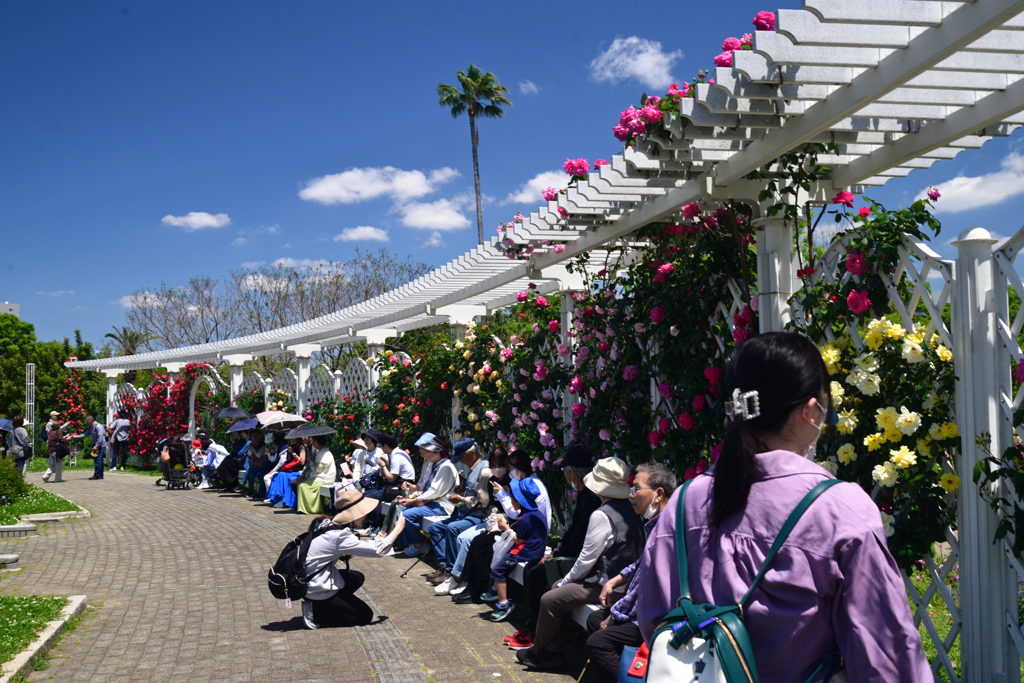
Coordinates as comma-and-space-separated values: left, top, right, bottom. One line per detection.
584, 462, 678, 683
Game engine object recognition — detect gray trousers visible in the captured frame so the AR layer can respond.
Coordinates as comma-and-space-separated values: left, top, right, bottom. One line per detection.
531, 581, 602, 655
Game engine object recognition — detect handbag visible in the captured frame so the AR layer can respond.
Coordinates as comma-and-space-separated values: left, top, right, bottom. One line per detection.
489, 528, 516, 571
617, 643, 648, 682
646, 478, 845, 683
543, 557, 578, 588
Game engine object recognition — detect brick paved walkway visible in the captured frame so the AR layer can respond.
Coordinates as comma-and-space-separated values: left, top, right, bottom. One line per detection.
0, 471, 588, 683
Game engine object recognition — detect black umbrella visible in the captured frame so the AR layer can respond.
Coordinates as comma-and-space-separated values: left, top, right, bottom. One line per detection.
213, 406, 251, 420
285, 424, 337, 440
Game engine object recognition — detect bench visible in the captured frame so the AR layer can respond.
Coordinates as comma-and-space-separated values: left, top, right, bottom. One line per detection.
373, 499, 600, 630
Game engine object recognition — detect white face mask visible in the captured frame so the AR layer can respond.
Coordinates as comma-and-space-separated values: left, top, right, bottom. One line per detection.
491, 467, 507, 478
643, 500, 659, 520
510, 469, 524, 481
803, 403, 826, 459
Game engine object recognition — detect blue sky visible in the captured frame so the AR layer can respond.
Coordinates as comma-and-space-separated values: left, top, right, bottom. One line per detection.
1, 0, 1021, 346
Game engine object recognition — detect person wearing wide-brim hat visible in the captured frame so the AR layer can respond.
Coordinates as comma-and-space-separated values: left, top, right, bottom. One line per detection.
347, 429, 384, 482
299, 489, 407, 630
515, 456, 646, 671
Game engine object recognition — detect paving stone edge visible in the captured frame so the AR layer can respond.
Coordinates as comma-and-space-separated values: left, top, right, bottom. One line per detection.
0, 594, 87, 683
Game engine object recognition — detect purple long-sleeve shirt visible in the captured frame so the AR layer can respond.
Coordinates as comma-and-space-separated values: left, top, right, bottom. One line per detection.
635, 450, 931, 682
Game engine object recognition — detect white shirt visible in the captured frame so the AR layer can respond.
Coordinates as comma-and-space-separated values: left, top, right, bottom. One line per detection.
385, 448, 416, 482
561, 509, 615, 584
309, 447, 337, 485
496, 474, 552, 531
416, 458, 459, 515
207, 444, 228, 468
352, 446, 383, 480
304, 523, 394, 600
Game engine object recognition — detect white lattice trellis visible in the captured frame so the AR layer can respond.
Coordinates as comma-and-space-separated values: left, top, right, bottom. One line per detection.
338, 358, 372, 401
306, 364, 335, 404
795, 230, 962, 681
271, 368, 297, 405
112, 382, 145, 419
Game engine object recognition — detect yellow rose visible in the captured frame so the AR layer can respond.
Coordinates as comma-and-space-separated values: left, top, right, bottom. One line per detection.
895, 407, 921, 436
836, 409, 858, 435
837, 443, 857, 464
886, 324, 906, 340
940, 422, 959, 440
889, 445, 917, 469
917, 438, 933, 458
830, 381, 844, 406
939, 472, 961, 493
820, 345, 841, 375
875, 407, 899, 432
872, 461, 898, 487
495, 379, 502, 388
879, 511, 895, 537
884, 427, 903, 443
463, 351, 472, 360
935, 345, 952, 362
864, 433, 885, 451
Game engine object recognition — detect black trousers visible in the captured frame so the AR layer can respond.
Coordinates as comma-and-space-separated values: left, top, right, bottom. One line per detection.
585, 608, 644, 683
217, 459, 243, 489
523, 560, 546, 630
308, 570, 374, 628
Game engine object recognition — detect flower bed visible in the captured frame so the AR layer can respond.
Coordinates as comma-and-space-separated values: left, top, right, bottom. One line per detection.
0, 485, 81, 526
0, 596, 69, 667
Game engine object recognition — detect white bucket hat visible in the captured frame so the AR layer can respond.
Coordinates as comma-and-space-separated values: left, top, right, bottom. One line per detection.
584, 456, 631, 499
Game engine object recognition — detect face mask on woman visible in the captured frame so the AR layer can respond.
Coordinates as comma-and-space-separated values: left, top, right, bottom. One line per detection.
803, 402, 826, 460
510, 469, 524, 481
491, 467, 507, 478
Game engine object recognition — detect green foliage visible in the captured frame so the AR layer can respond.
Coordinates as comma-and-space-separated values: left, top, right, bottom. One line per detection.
0, 596, 69, 666
0, 457, 28, 504
0, 483, 80, 525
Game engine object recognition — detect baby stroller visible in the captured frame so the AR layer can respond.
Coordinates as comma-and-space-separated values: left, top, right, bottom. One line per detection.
164, 436, 193, 490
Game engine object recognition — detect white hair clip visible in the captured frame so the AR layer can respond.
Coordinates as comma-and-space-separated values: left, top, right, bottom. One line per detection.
725, 388, 761, 421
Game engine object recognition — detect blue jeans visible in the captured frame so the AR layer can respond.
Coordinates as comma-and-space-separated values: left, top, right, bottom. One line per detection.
399, 501, 447, 547
244, 465, 270, 495
93, 446, 107, 477
428, 512, 478, 570
450, 522, 487, 578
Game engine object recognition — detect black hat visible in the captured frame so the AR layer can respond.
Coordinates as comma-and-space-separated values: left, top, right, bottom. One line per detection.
361, 428, 383, 445
552, 444, 595, 470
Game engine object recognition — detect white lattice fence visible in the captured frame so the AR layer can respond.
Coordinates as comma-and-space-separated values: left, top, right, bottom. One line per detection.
270, 368, 297, 405
794, 231, 962, 681
339, 358, 373, 401
306, 364, 335, 404
112, 382, 145, 419
241, 371, 265, 395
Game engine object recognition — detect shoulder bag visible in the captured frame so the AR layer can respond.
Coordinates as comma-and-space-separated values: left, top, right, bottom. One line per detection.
646, 478, 845, 683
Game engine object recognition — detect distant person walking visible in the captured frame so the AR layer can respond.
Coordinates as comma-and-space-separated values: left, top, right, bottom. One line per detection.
43, 414, 70, 483
73, 415, 107, 480
10, 416, 32, 474
109, 412, 132, 470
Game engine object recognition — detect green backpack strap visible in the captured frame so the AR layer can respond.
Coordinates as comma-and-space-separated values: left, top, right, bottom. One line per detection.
674, 478, 696, 602
739, 478, 844, 609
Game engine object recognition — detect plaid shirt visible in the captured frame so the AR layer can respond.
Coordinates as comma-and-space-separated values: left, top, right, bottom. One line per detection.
610, 516, 658, 624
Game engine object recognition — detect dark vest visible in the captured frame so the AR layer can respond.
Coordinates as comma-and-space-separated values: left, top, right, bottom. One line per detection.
590, 497, 646, 582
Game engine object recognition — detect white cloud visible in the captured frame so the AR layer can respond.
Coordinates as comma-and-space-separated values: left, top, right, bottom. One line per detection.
239, 273, 291, 292
240, 261, 265, 269
113, 292, 163, 308
589, 37, 682, 90
161, 211, 231, 231
282, 243, 292, 249
72, 305, 83, 311
396, 196, 471, 231
422, 231, 446, 248
231, 237, 248, 247
36, 290, 75, 297
915, 152, 1024, 213
264, 224, 280, 235
333, 226, 390, 242
503, 170, 570, 205
519, 80, 540, 95
298, 166, 460, 205
272, 257, 331, 269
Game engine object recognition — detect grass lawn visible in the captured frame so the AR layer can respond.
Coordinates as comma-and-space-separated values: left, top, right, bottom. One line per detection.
0, 596, 68, 666
0, 485, 80, 526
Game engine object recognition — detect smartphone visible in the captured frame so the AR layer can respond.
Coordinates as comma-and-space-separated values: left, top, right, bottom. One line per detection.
341, 463, 352, 476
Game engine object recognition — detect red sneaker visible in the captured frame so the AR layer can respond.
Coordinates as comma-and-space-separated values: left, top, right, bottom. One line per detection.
503, 629, 522, 644
507, 629, 535, 650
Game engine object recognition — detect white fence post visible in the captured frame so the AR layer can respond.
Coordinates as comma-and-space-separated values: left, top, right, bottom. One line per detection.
755, 218, 797, 333
228, 366, 243, 406
103, 371, 122, 424
951, 226, 1018, 681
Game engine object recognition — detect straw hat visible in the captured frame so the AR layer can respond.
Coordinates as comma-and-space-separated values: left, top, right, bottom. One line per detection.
583, 456, 631, 499
332, 490, 379, 526
351, 438, 368, 450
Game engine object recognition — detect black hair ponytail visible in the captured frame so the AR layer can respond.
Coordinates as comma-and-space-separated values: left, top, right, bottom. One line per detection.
710, 332, 830, 526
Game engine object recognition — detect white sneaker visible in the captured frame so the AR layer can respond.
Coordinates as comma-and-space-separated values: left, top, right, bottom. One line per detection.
435, 576, 456, 595
263, 498, 273, 505
41, 474, 50, 483
449, 580, 468, 596
197, 482, 210, 490
302, 601, 318, 630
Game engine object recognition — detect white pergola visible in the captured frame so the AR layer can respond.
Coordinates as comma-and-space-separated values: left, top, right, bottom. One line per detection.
67, 5, 1024, 677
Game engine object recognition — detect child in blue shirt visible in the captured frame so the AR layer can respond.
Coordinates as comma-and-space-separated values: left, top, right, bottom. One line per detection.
487, 477, 546, 622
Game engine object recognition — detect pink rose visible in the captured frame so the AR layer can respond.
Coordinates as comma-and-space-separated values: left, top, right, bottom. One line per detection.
847, 289, 872, 314
858, 206, 871, 218
846, 252, 866, 276
659, 417, 672, 435
516, 290, 528, 302
752, 11, 776, 31
500, 347, 513, 361
732, 327, 750, 343
402, 358, 411, 368
683, 467, 697, 481
542, 187, 557, 202
678, 412, 695, 430
570, 376, 583, 393
558, 344, 569, 357
657, 382, 673, 399
832, 191, 855, 208
693, 394, 707, 412
703, 366, 723, 387
553, 244, 565, 254
599, 429, 611, 441
927, 186, 941, 201
741, 33, 753, 46
613, 124, 631, 142
650, 307, 665, 323
710, 443, 724, 463
682, 202, 701, 219
594, 159, 609, 168
649, 431, 661, 448
572, 402, 586, 418
557, 207, 569, 218
722, 37, 742, 51
640, 105, 662, 124
535, 296, 549, 308
713, 51, 733, 67
548, 320, 559, 332
599, 341, 610, 353
623, 365, 639, 382
1015, 360, 1024, 384
563, 157, 590, 176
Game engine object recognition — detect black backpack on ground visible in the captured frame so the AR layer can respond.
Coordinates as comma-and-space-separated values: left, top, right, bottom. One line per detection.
268, 520, 340, 601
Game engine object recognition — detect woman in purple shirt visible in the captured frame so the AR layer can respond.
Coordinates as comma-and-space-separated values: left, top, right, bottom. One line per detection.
635, 332, 930, 682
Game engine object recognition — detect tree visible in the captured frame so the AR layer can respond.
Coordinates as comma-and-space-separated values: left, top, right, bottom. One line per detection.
438, 65, 512, 245
105, 326, 155, 357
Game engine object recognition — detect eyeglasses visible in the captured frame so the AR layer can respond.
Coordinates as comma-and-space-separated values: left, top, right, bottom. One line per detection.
629, 485, 655, 495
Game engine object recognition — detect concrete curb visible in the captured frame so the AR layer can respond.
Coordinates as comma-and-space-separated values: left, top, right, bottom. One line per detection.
19, 510, 91, 523
0, 524, 36, 539
0, 595, 87, 683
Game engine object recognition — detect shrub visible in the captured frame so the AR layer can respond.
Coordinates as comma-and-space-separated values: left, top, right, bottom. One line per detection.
0, 458, 28, 504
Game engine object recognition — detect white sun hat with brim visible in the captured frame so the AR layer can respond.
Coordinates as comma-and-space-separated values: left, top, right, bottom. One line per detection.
583, 456, 631, 499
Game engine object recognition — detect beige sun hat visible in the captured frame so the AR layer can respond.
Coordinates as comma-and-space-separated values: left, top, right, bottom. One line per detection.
351, 438, 368, 450
583, 456, 631, 499
332, 489, 379, 526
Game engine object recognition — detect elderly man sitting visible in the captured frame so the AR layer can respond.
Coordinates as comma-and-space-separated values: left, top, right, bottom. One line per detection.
425, 438, 491, 590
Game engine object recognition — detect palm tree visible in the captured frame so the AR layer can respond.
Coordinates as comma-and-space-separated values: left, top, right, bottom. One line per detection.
438, 65, 512, 245
105, 326, 154, 357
